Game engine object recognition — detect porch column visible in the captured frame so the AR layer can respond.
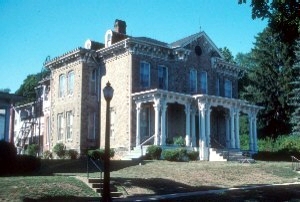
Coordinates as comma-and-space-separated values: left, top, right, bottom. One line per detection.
153, 98, 161, 146
191, 108, 196, 147
206, 106, 211, 148
230, 108, 236, 149
160, 101, 167, 146
198, 103, 207, 160
135, 102, 142, 147
185, 103, 191, 147
235, 108, 240, 149
225, 112, 230, 148
248, 113, 254, 152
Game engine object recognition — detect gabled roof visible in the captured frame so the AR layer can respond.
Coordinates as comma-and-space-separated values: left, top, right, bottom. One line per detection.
169, 31, 224, 58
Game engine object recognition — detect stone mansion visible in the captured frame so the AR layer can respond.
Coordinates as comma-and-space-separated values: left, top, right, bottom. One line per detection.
14, 19, 261, 160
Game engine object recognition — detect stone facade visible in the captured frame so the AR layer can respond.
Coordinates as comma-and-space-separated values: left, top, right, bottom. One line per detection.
14, 19, 261, 160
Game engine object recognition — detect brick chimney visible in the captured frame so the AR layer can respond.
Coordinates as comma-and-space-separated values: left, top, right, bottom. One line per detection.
114, 19, 126, 35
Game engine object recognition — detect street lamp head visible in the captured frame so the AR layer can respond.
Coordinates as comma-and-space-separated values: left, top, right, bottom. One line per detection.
103, 81, 114, 101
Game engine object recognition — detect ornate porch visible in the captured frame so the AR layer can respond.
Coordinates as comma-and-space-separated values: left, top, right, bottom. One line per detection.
132, 89, 261, 161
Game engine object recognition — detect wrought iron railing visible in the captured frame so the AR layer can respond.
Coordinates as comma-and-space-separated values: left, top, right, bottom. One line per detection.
87, 156, 103, 179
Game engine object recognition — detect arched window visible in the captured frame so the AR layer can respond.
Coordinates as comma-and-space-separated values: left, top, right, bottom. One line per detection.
67, 71, 74, 95
200, 71, 207, 94
224, 79, 232, 98
189, 69, 197, 93
59, 74, 65, 97
140, 61, 150, 88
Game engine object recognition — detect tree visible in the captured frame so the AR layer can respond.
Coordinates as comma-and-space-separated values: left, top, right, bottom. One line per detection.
15, 68, 50, 104
289, 39, 300, 135
219, 47, 235, 63
239, 0, 299, 45
240, 27, 294, 137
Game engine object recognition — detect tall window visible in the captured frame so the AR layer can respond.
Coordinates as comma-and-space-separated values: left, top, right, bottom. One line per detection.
225, 79, 232, 98
59, 74, 65, 97
67, 71, 74, 95
158, 65, 168, 90
88, 112, 96, 139
46, 116, 50, 144
90, 69, 97, 95
200, 71, 207, 94
189, 69, 197, 93
216, 78, 220, 96
140, 106, 150, 137
140, 62, 150, 88
66, 111, 73, 140
57, 113, 64, 141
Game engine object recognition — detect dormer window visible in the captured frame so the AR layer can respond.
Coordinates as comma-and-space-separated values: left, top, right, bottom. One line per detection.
105, 30, 113, 48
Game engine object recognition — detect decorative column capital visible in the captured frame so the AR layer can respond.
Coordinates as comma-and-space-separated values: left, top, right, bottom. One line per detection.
136, 102, 142, 111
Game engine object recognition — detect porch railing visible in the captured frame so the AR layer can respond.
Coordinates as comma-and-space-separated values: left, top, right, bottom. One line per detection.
139, 135, 155, 156
291, 156, 300, 171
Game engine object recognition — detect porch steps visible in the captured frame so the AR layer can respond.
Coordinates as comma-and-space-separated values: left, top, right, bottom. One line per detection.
87, 178, 123, 198
121, 146, 145, 160
212, 149, 254, 162
209, 148, 227, 161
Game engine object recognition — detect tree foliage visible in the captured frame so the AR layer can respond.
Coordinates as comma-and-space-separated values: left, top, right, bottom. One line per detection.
239, 0, 300, 45
240, 27, 294, 137
289, 39, 300, 135
15, 68, 50, 104
219, 47, 235, 63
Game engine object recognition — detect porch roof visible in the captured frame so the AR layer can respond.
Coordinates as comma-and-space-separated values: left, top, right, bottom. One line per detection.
132, 89, 262, 114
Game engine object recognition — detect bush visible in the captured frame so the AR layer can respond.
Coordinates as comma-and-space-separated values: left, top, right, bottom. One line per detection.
14, 155, 41, 174
0, 140, 17, 175
26, 144, 39, 156
88, 148, 115, 160
53, 143, 65, 159
187, 151, 199, 161
162, 149, 179, 161
173, 136, 185, 147
65, 149, 78, 159
162, 148, 190, 162
146, 145, 162, 160
43, 150, 52, 159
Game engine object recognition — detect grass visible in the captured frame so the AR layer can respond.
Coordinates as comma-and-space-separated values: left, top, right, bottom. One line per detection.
0, 159, 299, 201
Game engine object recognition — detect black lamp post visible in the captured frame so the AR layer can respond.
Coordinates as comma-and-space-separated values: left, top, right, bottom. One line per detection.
102, 81, 114, 202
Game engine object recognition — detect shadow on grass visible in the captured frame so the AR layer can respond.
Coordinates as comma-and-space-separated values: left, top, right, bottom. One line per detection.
38, 158, 140, 175
113, 177, 222, 196
23, 196, 100, 202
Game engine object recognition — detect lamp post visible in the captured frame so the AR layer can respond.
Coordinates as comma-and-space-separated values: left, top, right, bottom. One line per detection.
102, 81, 114, 202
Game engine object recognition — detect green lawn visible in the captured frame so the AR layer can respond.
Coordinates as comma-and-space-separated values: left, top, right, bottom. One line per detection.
0, 159, 299, 201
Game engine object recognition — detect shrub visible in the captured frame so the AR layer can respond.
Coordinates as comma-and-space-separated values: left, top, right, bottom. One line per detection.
65, 149, 78, 160
187, 151, 199, 161
53, 143, 65, 159
146, 145, 162, 160
162, 149, 179, 161
43, 150, 52, 159
88, 148, 115, 160
258, 137, 275, 152
26, 144, 39, 156
0, 140, 17, 175
14, 155, 41, 174
173, 136, 185, 147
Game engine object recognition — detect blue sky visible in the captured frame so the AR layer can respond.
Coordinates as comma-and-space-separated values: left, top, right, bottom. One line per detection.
0, 0, 267, 93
